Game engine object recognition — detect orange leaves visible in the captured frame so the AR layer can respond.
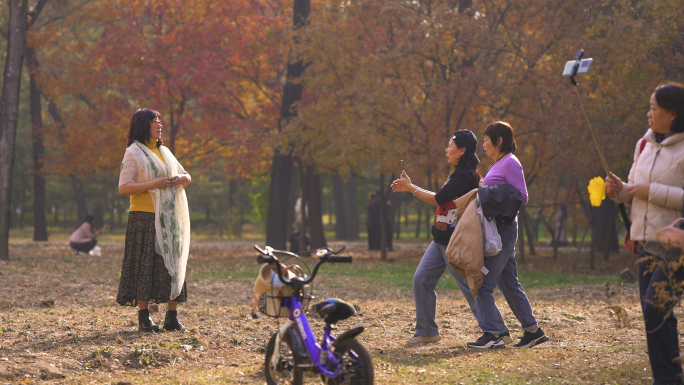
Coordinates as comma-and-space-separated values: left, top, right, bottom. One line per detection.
31, 0, 289, 180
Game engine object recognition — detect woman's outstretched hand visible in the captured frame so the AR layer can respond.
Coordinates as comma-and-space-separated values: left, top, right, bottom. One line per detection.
391, 170, 413, 193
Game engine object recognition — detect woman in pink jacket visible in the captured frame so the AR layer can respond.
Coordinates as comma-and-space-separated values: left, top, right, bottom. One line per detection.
606, 82, 684, 385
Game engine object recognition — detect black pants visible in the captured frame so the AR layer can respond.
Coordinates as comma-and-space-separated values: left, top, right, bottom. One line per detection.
638, 248, 684, 384
70, 239, 98, 253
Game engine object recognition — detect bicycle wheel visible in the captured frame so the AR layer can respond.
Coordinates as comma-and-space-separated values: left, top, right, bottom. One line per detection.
329, 338, 374, 385
265, 330, 304, 385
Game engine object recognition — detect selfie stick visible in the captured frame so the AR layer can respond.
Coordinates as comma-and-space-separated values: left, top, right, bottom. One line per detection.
567, 49, 611, 177
565, 49, 631, 230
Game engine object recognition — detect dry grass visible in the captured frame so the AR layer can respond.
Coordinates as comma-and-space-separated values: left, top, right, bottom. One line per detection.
0, 242, 676, 384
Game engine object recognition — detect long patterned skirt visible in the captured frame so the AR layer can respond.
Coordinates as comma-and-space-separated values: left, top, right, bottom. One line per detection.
116, 211, 188, 307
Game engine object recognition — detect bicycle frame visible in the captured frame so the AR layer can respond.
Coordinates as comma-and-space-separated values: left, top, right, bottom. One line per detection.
258, 245, 363, 382
270, 295, 359, 380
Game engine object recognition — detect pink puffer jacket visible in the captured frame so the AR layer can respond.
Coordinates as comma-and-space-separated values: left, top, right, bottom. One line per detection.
617, 129, 684, 242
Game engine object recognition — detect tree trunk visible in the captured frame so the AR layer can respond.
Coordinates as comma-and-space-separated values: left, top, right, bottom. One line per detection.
9, 205, 15, 228
109, 205, 115, 231
520, 206, 536, 255
307, 166, 326, 249
328, 194, 333, 226
299, 164, 309, 253
70, 176, 87, 223
265, 0, 310, 249
228, 178, 241, 237
345, 175, 359, 240
19, 177, 26, 229
533, 210, 542, 242
592, 199, 619, 255
415, 203, 422, 238
394, 192, 401, 239
379, 173, 388, 260
93, 205, 104, 229
27, 47, 47, 241
589, 213, 596, 270
332, 172, 347, 240
166, 99, 185, 154
0, 0, 29, 260
425, 205, 431, 240
286, 163, 299, 237
518, 215, 525, 264
572, 217, 592, 270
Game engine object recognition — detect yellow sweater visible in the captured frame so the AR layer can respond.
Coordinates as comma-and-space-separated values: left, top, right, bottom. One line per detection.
129, 140, 166, 213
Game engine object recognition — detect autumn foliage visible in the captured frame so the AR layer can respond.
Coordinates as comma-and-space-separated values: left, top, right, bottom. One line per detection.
23, 0, 684, 217
30, 0, 289, 179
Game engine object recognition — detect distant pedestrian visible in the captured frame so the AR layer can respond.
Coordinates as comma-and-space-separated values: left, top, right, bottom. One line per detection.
116, 108, 192, 333
391, 129, 481, 346
289, 221, 308, 254
69, 214, 104, 255
606, 82, 684, 384
294, 191, 308, 222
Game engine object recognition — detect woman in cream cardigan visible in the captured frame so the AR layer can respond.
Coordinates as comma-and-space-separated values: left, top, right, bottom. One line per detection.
116, 108, 192, 333
606, 82, 684, 385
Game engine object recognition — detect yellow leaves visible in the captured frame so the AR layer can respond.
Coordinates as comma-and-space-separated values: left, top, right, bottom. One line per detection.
587, 177, 606, 207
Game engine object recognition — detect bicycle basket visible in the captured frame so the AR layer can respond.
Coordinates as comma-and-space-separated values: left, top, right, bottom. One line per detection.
258, 291, 313, 318
254, 262, 312, 318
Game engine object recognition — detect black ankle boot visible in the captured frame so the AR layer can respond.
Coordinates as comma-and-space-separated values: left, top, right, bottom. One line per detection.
138, 309, 160, 333
163, 310, 186, 331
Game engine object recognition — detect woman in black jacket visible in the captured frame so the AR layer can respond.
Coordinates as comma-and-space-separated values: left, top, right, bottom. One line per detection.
391, 129, 481, 346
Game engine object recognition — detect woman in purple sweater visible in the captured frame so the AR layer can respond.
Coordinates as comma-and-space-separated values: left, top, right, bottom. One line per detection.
466, 121, 548, 349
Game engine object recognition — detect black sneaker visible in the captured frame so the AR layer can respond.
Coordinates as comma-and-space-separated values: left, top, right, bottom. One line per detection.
466, 332, 505, 349
513, 327, 549, 348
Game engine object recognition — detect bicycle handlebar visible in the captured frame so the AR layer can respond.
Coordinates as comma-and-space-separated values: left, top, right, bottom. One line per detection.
295, 246, 346, 256
328, 256, 352, 263
254, 245, 352, 287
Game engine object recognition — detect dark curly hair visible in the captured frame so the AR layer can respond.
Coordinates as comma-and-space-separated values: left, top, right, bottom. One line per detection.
483, 121, 517, 155
127, 108, 162, 147
654, 82, 684, 134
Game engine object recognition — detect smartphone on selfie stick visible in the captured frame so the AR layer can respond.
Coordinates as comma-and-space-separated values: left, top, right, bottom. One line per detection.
562, 49, 631, 231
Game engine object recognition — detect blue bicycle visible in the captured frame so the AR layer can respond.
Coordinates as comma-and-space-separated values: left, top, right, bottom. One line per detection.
254, 245, 374, 385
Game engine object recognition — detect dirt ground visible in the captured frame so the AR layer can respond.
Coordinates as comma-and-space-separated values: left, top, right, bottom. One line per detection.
0, 241, 679, 384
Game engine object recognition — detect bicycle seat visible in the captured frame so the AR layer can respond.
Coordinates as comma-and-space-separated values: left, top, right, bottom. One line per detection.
315, 298, 356, 324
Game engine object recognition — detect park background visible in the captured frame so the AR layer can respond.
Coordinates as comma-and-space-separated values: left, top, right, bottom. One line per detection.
3, 0, 682, 264
0, 0, 683, 384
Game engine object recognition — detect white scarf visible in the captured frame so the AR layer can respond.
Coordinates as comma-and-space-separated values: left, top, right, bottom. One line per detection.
119, 141, 191, 300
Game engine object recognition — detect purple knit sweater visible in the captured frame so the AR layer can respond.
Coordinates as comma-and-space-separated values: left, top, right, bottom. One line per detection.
481, 154, 528, 214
